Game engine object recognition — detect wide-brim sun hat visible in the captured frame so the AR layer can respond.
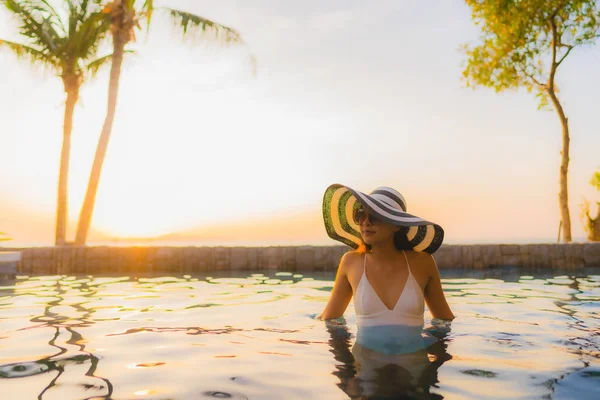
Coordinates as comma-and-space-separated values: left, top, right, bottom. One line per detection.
322, 183, 444, 254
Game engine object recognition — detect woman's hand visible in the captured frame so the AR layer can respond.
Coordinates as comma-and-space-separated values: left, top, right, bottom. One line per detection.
424, 254, 455, 321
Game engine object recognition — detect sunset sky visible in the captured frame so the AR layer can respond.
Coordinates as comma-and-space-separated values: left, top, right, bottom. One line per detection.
1, 0, 599, 246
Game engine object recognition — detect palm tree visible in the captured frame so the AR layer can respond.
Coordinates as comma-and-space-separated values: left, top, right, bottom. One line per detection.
74, 0, 246, 245
1, 0, 112, 245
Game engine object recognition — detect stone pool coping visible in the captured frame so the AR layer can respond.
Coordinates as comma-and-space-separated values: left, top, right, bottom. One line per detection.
0, 243, 598, 275
0, 251, 21, 277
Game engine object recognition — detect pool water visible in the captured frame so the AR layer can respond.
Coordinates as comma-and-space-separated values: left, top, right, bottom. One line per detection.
0, 268, 599, 399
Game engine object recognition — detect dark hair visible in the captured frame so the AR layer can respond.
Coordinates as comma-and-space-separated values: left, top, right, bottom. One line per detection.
393, 228, 413, 250
361, 226, 413, 252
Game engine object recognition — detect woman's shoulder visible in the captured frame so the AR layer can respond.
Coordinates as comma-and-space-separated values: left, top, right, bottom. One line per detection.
339, 250, 365, 272
405, 250, 438, 272
340, 250, 364, 263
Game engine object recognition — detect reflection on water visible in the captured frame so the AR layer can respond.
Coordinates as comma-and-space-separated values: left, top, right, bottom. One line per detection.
0, 268, 599, 399
324, 318, 452, 399
0, 277, 113, 399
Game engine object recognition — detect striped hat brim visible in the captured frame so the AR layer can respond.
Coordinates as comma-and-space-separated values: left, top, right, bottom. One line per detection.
322, 184, 444, 253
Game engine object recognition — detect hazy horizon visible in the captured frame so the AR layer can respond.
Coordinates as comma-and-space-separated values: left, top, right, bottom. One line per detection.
1, 0, 599, 247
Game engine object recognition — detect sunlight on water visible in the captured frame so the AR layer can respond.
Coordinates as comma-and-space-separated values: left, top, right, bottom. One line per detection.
0, 269, 599, 399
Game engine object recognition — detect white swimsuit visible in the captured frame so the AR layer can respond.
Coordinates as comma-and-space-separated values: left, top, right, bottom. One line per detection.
353, 251, 430, 355
354, 251, 425, 327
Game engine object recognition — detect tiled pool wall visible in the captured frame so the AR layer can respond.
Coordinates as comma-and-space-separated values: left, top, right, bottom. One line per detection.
1, 243, 599, 275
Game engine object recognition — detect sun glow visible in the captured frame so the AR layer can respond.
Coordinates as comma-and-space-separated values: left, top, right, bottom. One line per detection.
1, 3, 598, 246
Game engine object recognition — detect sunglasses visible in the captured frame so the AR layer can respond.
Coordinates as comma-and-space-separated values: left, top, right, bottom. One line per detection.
352, 207, 382, 225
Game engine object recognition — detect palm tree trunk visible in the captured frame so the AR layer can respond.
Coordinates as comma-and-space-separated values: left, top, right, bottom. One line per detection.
74, 35, 126, 245
547, 88, 572, 243
55, 85, 79, 246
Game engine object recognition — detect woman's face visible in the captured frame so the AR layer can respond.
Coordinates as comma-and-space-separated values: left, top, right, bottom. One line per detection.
353, 207, 400, 245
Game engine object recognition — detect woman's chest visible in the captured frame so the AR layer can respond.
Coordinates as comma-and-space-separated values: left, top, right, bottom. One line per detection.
347, 263, 429, 296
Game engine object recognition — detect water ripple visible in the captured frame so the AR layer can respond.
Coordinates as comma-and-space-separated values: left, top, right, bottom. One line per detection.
0, 269, 598, 399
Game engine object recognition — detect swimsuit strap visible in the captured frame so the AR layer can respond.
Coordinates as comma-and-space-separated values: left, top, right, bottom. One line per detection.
402, 250, 412, 277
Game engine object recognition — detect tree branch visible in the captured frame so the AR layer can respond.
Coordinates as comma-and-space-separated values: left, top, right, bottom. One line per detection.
516, 65, 546, 89
556, 44, 575, 67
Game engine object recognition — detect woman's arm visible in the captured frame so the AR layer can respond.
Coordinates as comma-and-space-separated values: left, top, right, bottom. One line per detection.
317, 252, 355, 320
424, 254, 455, 320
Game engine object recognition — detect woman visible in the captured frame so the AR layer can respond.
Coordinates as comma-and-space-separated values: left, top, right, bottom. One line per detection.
318, 183, 455, 354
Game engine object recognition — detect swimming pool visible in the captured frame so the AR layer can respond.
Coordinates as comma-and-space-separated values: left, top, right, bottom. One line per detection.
0, 268, 598, 399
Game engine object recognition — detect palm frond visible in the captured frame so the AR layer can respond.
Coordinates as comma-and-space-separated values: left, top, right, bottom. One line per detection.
3, 1, 111, 79
63, 9, 110, 64
142, 0, 153, 27
67, 0, 79, 38
39, 0, 66, 35
66, 0, 94, 34
164, 8, 244, 45
4, 0, 62, 60
85, 49, 133, 77
0, 38, 57, 67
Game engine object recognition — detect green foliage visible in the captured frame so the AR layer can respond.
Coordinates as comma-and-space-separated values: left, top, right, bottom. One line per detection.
591, 169, 600, 191
167, 9, 242, 43
581, 169, 600, 240
0, 0, 112, 79
463, 0, 600, 108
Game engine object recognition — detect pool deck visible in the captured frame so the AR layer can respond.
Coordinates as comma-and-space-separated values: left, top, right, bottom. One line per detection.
0, 243, 599, 275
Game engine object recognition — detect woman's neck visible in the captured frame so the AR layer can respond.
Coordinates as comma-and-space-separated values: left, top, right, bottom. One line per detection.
369, 240, 401, 265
